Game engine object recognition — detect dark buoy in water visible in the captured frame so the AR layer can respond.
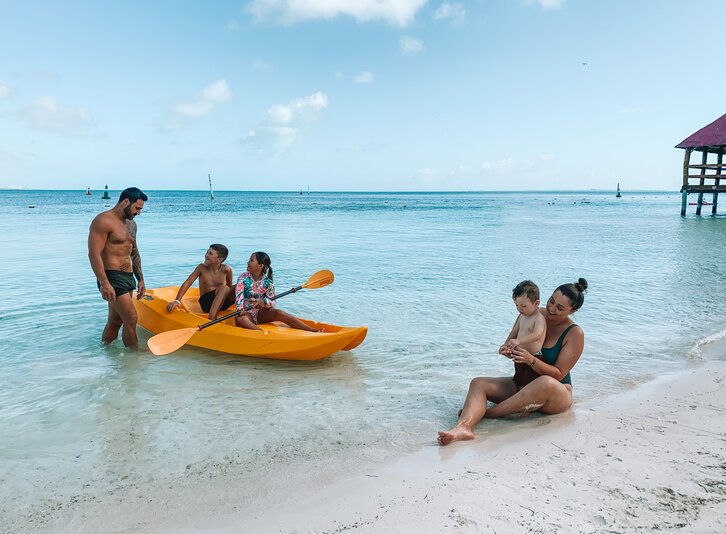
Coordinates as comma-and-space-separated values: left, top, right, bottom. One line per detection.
86, 186, 92, 195
102, 185, 111, 200
28, 205, 35, 208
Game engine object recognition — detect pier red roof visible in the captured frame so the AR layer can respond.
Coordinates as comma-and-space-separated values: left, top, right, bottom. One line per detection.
676, 113, 726, 149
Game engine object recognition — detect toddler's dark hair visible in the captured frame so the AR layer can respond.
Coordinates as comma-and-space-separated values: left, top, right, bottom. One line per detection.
512, 280, 540, 303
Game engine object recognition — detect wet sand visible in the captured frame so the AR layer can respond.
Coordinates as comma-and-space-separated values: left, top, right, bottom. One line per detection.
198, 361, 726, 533
32, 358, 726, 534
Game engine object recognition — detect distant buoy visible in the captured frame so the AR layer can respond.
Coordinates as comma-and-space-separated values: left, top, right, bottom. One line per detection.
102, 185, 111, 200
28, 205, 35, 208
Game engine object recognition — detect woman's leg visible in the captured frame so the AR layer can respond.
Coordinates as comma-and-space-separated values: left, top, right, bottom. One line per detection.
485, 376, 572, 418
257, 308, 319, 332
437, 377, 518, 445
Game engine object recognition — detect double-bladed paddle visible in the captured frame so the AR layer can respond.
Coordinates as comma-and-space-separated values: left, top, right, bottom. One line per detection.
147, 269, 334, 356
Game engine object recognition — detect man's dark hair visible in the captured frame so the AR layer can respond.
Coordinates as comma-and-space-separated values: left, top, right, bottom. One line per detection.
118, 187, 148, 204
209, 243, 229, 262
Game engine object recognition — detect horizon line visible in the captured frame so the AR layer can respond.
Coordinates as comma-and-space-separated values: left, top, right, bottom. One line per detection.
0, 188, 680, 194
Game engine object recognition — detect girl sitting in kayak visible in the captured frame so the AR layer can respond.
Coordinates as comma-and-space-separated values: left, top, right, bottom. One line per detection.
234, 251, 319, 332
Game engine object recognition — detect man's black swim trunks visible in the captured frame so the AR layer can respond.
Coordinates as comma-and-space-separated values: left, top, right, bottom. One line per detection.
97, 270, 136, 297
199, 289, 235, 313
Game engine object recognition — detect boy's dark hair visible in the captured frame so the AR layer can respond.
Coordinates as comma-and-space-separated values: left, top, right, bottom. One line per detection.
209, 244, 229, 262
118, 187, 148, 204
512, 280, 539, 303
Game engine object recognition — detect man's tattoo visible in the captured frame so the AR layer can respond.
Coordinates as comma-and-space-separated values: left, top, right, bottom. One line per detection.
127, 220, 144, 281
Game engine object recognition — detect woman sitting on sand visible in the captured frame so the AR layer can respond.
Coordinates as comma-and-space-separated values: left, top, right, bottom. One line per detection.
438, 278, 587, 446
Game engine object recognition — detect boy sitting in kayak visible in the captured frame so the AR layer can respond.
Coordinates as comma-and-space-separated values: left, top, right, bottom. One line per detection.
234, 251, 319, 332
166, 244, 235, 320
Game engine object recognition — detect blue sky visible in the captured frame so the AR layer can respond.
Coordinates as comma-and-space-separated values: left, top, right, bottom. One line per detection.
1, 0, 725, 191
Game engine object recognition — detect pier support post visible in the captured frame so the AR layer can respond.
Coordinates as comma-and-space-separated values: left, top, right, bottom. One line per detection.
713, 192, 719, 214
696, 192, 704, 215
681, 190, 688, 216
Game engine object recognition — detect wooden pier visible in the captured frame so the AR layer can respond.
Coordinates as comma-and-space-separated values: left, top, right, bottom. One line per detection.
676, 113, 726, 216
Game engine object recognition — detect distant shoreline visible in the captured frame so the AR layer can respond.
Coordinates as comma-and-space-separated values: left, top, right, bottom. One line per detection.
0, 188, 679, 194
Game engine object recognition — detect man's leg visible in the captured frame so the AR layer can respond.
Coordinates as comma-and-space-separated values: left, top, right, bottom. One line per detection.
102, 303, 123, 343
109, 293, 139, 347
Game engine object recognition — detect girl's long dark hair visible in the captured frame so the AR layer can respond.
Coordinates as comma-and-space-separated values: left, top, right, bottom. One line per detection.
253, 251, 273, 281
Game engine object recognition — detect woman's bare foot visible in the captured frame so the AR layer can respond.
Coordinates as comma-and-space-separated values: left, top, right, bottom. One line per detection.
437, 424, 475, 446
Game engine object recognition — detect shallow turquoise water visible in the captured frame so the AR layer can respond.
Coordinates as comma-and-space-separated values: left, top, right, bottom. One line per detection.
1, 189, 725, 529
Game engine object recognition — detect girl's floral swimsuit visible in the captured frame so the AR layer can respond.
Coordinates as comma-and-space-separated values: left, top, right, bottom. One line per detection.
235, 271, 275, 324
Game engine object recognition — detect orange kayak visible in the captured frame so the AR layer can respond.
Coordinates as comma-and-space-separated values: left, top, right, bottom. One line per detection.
134, 286, 367, 361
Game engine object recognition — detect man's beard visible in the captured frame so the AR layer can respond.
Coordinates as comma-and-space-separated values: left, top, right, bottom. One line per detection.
124, 206, 135, 219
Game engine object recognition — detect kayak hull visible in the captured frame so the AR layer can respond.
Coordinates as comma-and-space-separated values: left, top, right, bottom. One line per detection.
134, 287, 367, 361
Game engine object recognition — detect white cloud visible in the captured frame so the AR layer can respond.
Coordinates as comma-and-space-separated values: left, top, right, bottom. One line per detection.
481, 158, 515, 172
541, 153, 555, 161
353, 71, 375, 83
411, 168, 442, 184
527, 0, 565, 10
203, 79, 233, 103
247, 0, 427, 27
433, 2, 465, 24
253, 58, 273, 70
617, 107, 642, 115
400, 36, 424, 54
164, 79, 233, 130
18, 96, 97, 136
0, 81, 10, 99
225, 19, 243, 31
241, 91, 328, 152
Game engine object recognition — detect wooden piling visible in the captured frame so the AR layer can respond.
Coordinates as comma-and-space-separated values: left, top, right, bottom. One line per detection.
675, 114, 726, 216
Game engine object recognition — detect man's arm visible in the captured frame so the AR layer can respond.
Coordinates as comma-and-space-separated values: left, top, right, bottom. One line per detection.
88, 216, 115, 301
127, 220, 145, 298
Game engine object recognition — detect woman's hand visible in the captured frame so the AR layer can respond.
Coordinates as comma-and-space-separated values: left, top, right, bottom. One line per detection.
166, 300, 180, 313
510, 346, 537, 367
499, 344, 514, 358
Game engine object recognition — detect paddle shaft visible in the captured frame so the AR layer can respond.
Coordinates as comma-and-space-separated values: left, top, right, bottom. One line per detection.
195, 285, 302, 332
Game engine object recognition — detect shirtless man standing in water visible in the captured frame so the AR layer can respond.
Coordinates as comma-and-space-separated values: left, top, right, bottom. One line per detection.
88, 187, 148, 346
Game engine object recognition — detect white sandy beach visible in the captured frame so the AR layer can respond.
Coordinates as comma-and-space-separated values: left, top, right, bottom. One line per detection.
142, 359, 726, 534
30, 341, 726, 534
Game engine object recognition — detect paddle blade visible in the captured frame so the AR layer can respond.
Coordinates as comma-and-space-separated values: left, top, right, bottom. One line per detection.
147, 327, 199, 356
303, 269, 334, 289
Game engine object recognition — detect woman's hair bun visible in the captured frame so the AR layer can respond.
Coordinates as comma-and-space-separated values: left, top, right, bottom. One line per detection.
575, 278, 588, 292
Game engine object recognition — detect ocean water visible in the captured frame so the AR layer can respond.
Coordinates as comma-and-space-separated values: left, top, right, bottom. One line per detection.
1, 189, 725, 531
